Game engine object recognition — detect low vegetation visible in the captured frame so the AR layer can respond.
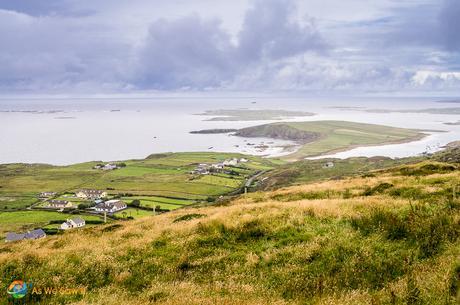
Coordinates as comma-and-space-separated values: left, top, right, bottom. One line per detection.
0, 157, 458, 304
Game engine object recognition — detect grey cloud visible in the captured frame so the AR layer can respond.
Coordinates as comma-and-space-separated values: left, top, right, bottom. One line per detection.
0, 0, 95, 17
237, 0, 326, 62
439, 0, 460, 51
134, 16, 235, 90
0, 0, 458, 94
133, 0, 327, 89
0, 10, 129, 92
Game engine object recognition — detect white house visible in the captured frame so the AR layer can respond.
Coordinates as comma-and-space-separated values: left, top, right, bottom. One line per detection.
95, 200, 126, 213
323, 162, 335, 169
60, 217, 86, 230
102, 163, 117, 171
223, 158, 238, 166
76, 189, 107, 199
39, 192, 56, 199
47, 200, 73, 209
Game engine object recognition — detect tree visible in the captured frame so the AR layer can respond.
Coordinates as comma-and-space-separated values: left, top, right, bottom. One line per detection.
78, 203, 89, 210
131, 199, 141, 207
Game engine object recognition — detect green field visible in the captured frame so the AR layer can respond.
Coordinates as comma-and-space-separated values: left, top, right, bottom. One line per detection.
236, 120, 426, 160
114, 208, 155, 219
0, 152, 277, 232
0, 211, 101, 234
122, 196, 193, 211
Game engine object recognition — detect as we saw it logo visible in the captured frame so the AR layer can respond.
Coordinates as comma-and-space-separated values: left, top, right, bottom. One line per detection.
7, 280, 31, 299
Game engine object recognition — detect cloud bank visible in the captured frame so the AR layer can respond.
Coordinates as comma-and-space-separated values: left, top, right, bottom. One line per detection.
0, 0, 458, 94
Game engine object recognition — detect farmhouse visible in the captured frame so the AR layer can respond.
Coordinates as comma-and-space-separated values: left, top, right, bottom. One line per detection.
93, 163, 124, 170
76, 189, 107, 199
323, 162, 335, 168
5, 229, 46, 242
102, 163, 117, 170
60, 217, 86, 230
47, 200, 73, 209
95, 200, 126, 213
223, 158, 239, 166
39, 192, 56, 199
191, 157, 248, 175
191, 164, 210, 175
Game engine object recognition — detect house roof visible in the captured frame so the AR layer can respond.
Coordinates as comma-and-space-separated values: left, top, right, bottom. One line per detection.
71, 217, 85, 225
6, 229, 46, 242
96, 200, 126, 210
5, 232, 25, 242
48, 200, 69, 206
78, 189, 104, 195
25, 229, 46, 239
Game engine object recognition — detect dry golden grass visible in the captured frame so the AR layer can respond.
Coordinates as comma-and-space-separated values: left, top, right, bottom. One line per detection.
0, 161, 459, 305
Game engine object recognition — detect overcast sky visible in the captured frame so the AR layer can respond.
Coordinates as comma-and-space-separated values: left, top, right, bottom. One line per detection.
0, 0, 459, 95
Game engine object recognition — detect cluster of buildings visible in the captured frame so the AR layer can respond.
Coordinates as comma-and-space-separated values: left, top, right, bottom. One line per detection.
190, 158, 249, 175
43, 189, 125, 214
6, 188, 130, 242
93, 163, 120, 171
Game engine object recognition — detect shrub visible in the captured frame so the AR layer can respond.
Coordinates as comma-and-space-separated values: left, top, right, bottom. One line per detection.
449, 264, 460, 299
173, 213, 205, 223
101, 224, 123, 232
362, 182, 393, 196
271, 191, 336, 202
350, 203, 460, 259
389, 187, 425, 200
130, 199, 141, 207
400, 164, 456, 176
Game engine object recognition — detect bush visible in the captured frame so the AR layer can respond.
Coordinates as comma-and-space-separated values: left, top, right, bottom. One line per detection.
350, 203, 460, 259
130, 199, 141, 207
400, 164, 456, 176
389, 187, 425, 200
362, 182, 393, 196
173, 213, 205, 223
78, 203, 90, 210
271, 191, 337, 202
101, 224, 123, 232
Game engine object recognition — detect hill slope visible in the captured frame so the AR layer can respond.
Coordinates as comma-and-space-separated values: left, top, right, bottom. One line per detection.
0, 160, 459, 304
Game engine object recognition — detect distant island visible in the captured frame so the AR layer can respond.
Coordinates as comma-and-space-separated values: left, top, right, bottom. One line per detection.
232, 120, 429, 160
190, 129, 238, 134
444, 121, 460, 125
197, 109, 315, 121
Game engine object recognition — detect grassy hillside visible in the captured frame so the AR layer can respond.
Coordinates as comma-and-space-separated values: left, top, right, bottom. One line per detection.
1, 159, 458, 304
235, 120, 427, 160
252, 156, 424, 190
